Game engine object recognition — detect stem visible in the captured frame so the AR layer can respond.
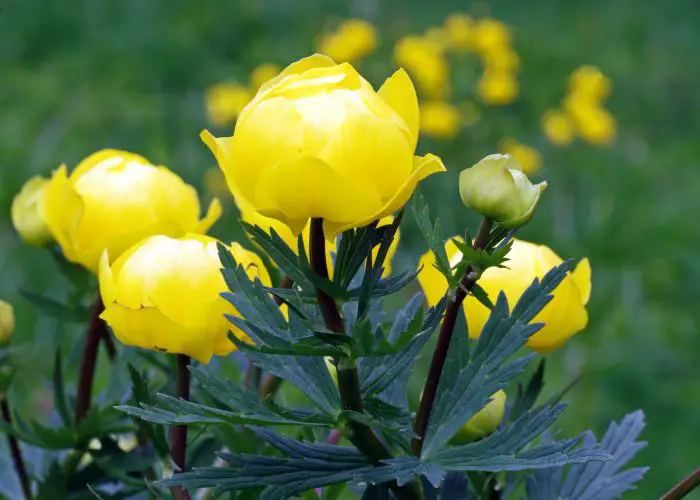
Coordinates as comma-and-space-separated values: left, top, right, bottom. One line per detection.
75, 297, 106, 424
309, 218, 423, 500
170, 354, 191, 500
662, 468, 700, 500
1, 397, 32, 499
412, 218, 493, 456
243, 363, 262, 391
102, 329, 116, 361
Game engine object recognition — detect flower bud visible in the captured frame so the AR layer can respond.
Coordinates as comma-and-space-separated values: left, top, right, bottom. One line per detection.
99, 234, 269, 364
11, 176, 53, 246
0, 300, 14, 344
459, 153, 546, 228
451, 390, 506, 444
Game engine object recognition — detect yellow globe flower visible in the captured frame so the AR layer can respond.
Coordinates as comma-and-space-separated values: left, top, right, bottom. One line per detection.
205, 82, 253, 127
443, 14, 475, 52
451, 390, 506, 444
0, 299, 14, 344
481, 47, 521, 73
420, 101, 462, 140
418, 238, 591, 352
99, 234, 269, 364
574, 107, 617, 146
473, 19, 512, 55
477, 71, 519, 105
11, 176, 53, 246
541, 109, 575, 146
203, 54, 445, 238
318, 19, 379, 63
43, 149, 222, 273
499, 138, 542, 176
568, 65, 612, 101
394, 36, 450, 100
250, 63, 281, 91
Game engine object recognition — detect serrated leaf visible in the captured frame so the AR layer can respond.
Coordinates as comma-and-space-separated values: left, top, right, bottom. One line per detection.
20, 289, 90, 322
362, 484, 389, 499
440, 472, 471, 499
53, 348, 73, 427
509, 360, 546, 422
469, 283, 494, 310
412, 188, 451, 281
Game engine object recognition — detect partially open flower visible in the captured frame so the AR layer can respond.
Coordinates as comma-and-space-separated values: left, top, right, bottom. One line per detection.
43, 149, 221, 273
451, 390, 506, 444
203, 54, 444, 238
459, 153, 546, 228
99, 234, 269, 364
11, 176, 53, 246
0, 299, 14, 344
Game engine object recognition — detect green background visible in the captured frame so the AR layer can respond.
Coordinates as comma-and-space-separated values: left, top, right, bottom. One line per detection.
1, 0, 699, 498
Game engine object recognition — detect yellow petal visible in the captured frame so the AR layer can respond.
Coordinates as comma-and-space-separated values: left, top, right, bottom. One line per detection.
98, 251, 116, 306
277, 53, 337, 79
572, 258, 592, 305
196, 198, 222, 234
378, 68, 419, 150
42, 164, 84, 265
71, 149, 149, 180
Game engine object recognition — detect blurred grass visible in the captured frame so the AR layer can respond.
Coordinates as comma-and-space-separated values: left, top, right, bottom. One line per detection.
1, 0, 700, 497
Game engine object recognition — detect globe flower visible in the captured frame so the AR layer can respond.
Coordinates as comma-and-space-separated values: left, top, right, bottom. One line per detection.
418, 238, 591, 352
99, 234, 270, 364
203, 54, 445, 238
477, 71, 519, 105
499, 138, 542, 176
459, 154, 546, 228
451, 390, 506, 444
0, 299, 14, 344
473, 19, 512, 55
568, 65, 612, 101
419, 101, 462, 140
317, 19, 379, 63
42, 149, 221, 273
250, 63, 281, 90
205, 82, 254, 127
542, 109, 575, 146
443, 14, 475, 52
394, 36, 450, 100
11, 176, 53, 246
573, 106, 617, 146
481, 47, 521, 73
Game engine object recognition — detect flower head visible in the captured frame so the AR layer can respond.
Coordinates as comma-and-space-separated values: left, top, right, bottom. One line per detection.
420, 101, 462, 140
318, 19, 378, 63
11, 176, 53, 246
205, 82, 254, 127
477, 71, 519, 105
203, 54, 445, 237
443, 14, 475, 52
542, 109, 575, 146
42, 149, 221, 273
99, 234, 269, 364
451, 390, 506, 443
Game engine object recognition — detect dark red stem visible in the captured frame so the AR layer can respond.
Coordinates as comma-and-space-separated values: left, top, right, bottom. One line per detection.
1, 397, 32, 499
170, 354, 191, 500
662, 468, 700, 500
75, 297, 106, 424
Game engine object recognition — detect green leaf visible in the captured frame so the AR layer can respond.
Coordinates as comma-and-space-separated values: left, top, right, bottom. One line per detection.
469, 283, 494, 310
20, 289, 90, 322
296, 234, 352, 300
412, 187, 451, 283
509, 360, 546, 422
126, 365, 169, 457
53, 348, 73, 427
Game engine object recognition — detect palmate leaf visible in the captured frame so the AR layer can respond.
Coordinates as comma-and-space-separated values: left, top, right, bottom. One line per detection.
412, 187, 452, 283
422, 261, 574, 458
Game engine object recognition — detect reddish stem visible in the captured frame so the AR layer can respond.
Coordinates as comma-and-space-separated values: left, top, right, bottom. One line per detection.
1, 397, 32, 499
75, 297, 106, 424
170, 354, 191, 500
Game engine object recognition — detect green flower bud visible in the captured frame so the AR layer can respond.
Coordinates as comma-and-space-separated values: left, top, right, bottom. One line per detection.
0, 300, 15, 344
451, 390, 506, 444
458, 154, 546, 228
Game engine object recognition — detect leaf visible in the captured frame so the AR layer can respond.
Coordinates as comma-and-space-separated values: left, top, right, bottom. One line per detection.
440, 472, 471, 499
53, 348, 73, 427
20, 289, 90, 322
126, 365, 169, 457
509, 360, 546, 422
422, 261, 574, 458
469, 283, 494, 310
347, 269, 420, 301
412, 187, 452, 283
296, 234, 352, 300
362, 485, 389, 499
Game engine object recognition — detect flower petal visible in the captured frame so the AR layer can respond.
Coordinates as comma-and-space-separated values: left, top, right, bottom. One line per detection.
572, 257, 592, 305
71, 149, 149, 180
196, 198, 222, 234
378, 68, 419, 150
42, 164, 84, 266
98, 250, 116, 306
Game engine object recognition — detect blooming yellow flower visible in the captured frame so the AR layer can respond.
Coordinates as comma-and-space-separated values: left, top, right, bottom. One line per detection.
418, 238, 591, 352
203, 54, 445, 238
499, 138, 542, 176
205, 82, 253, 127
0, 299, 14, 344
443, 14, 475, 52
250, 63, 281, 91
394, 36, 450, 100
423, 27, 450, 51
99, 234, 269, 364
477, 71, 518, 105
420, 101, 462, 140
11, 176, 53, 246
481, 46, 521, 73
317, 19, 379, 63
42, 150, 221, 273
573, 106, 617, 146
541, 109, 575, 146
568, 65, 611, 101
473, 19, 512, 55
451, 390, 506, 444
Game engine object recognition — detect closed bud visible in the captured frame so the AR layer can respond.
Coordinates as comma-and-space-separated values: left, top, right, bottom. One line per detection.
458, 153, 546, 228
0, 300, 14, 344
11, 176, 53, 246
451, 390, 506, 444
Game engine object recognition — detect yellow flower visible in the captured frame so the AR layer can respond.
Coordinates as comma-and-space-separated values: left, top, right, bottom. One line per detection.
499, 138, 542, 176
203, 54, 445, 238
420, 101, 462, 140
459, 154, 546, 228
443, 14, 475, 52
205, 82, 253, 127
0, 299, 14, 344
541, 109, 575, 146
451, 390, 506, 444
43, 150, 221, 273
99, 234, 269, 364
394, 36, 450, 100
318, 19, 379, 63
477, 71, 518, 105
423, 27, 450, 52
574, 106, 617, 146
481, 46, 521, 73
568, 65, 611, 101
11, 176, 53, 246
250, 63, 281, 91
418, 238, 591, 353
473, 19, 512, 55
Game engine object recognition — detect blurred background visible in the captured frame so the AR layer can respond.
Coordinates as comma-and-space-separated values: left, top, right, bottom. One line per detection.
1, 0, 699, 498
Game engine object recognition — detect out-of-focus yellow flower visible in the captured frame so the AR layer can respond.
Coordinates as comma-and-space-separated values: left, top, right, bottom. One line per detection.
205, 82, 253, 128
473, 19, 512, 55
99, 234, 269, 364
43, 150, 221, 273
11, 176, 53, 246
460, 101, 481, 127
420, 101, 462, 140
451, 390, 506, 444
394, 36, 450, 100
477, 71, 518, 105
250, 63, 281, 91
423, 27, 449, 51
318, 19, 379, 63
481, 46, 520, 73
443, 14, 475, 52
418, 238, 591, 353
573, 106, 617, 146
0, 300, 14, 344
203, 54, 445, 238
568, 65, 612, 101
459, 154, 546, 228
499, 138, 542, 176
541, 109, 575, 146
